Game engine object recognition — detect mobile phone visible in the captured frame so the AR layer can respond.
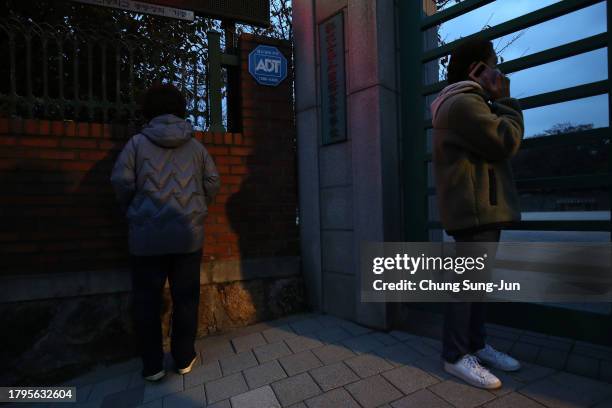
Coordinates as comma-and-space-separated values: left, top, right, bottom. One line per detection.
469, 61, 499, 86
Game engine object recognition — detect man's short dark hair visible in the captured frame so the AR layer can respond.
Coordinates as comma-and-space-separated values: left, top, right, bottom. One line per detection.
141, 83, 187, 121
446, 38, 495, 84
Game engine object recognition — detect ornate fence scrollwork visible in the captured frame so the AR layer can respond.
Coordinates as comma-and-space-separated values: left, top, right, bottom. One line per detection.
0, 17, 210, 129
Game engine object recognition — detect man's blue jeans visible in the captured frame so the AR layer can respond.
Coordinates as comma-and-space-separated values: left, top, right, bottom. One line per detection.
130, 249, 202, 376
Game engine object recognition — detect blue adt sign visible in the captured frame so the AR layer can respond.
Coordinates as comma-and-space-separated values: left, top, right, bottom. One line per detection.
248, 45, 288, 87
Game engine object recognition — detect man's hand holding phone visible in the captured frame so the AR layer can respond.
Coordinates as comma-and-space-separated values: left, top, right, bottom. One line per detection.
469, 61, 510, 100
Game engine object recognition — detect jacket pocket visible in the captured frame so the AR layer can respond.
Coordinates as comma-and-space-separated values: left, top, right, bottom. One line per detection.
488, 168, 498, 206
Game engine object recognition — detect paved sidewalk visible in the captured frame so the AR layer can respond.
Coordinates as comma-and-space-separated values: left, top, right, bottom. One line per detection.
27, 313, 612, 407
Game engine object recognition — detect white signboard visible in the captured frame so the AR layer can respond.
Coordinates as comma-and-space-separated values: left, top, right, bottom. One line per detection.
73, 0, 195, 21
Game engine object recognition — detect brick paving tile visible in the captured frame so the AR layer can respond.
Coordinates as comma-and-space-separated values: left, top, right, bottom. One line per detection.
253, 341, 293, 363
309, 362, 360, 391
489, 370, 525, 397
243, 360, 288, 389
290, 318, 325, 335
262, 325, 298, 343
429, 379, 496, 408
412, 356, 452, 382
388, 330, 423, 342
271, 373, 321, 407
315, 315, 346, 328
338, 321, 371, 336
200, 340, 235, 365
507, 362, 556, 384
549, 372, 612, 401
142, 373, 184, 403
100, 385, 144, 408
205, 372, 248, 404
342, 333, 385, 354
535, 348, 569, 371
219, 351, 258, 375
519, 335, 573, 352
311, 343, 356, 365
279, 350, 323, 376
184, 361, 222, 389
404, 339, 440, 357
315, 326, 353, 344
510, 342, 540, 363
304, 388, 360, 408
370, 332, 400, 346
375, 343, 422, 367
230, 385, 281, 408
344, 375, 403, 408
381, 365, 439, 394
88, 372, 132, 401
231, 332, 268, 353
390, 389, 453, 408
162, 384, 205, 408
519, 378, 602, 408
345, 353, 395, 378
483, 392, 546, 408
207, 399, 231, 408
285, 335, 323, 353
566, 353, 600, 379
136, 399, 163, 408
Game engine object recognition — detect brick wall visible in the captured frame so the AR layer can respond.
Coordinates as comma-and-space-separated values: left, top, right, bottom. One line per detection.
0, 34, 298, 276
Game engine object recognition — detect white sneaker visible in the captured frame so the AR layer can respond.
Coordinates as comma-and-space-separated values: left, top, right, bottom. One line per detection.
444, 354, 502, 390
476, 344, 521, 372
177, 356, 197, 375
144, 369, 166, 382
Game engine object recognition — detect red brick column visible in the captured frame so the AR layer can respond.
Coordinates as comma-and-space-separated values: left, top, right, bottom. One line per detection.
222, 34, 299, 259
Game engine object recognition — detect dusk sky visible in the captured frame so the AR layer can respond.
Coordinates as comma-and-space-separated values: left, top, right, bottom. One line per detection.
437, 0, 607, 137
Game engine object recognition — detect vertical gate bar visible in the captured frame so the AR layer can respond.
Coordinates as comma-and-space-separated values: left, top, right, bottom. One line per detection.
207, 31, 225, 132
607, 0, 612, 242
87, 43, 93, 121
203, 52, 208, 129
115, 44, 121, 120
8, 32, 16, 116
42, 38, 48, 117
73, 37, 79, 119
57, 38, 64, 119
128, 49, 135, 119
25, 32, 33, 117
101, 43, 107, 122
399, 0, 428, 241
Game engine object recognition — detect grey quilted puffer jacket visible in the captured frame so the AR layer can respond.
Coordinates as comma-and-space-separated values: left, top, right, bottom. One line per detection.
110, 114, 220, 256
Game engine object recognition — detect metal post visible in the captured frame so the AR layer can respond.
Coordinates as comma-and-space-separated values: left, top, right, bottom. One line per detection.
207, 30, 225, 132
222, 20, 241, 132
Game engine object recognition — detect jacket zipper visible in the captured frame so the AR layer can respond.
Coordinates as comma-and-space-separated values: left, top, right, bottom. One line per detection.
488, 168, 498, 206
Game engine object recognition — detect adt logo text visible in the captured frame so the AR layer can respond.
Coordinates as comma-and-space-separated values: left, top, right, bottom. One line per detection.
248, 45, 288, 87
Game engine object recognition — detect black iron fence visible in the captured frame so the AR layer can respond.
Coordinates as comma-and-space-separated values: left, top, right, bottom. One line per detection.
0, 17, 211, 128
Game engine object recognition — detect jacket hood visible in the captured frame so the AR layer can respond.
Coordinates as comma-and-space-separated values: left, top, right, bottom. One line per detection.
141, 114, 193, 148
430, 80, 483, 124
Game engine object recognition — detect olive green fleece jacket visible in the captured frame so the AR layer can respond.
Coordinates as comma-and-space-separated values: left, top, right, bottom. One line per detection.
431, 81, 524, 235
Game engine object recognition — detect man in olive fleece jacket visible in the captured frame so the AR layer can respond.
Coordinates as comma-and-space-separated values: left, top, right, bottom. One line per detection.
431, 80, 524, 235
430, 38, 524, 391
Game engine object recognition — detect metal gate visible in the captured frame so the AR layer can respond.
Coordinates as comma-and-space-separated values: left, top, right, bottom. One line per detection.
398, 0, 612, 341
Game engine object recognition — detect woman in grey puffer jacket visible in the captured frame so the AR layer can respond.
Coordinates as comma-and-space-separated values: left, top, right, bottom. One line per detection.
111, 84, 220, 381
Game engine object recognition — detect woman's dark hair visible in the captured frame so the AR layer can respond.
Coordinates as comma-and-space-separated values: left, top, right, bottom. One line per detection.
141, 83, 186, 121
446, 38, 495, 84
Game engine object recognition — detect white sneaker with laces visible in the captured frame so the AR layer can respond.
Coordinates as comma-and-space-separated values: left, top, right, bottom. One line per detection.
476, 344, 521, 372
144, 369, 166, 382
177, 356, 197, 375
444, 354, 502, 390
